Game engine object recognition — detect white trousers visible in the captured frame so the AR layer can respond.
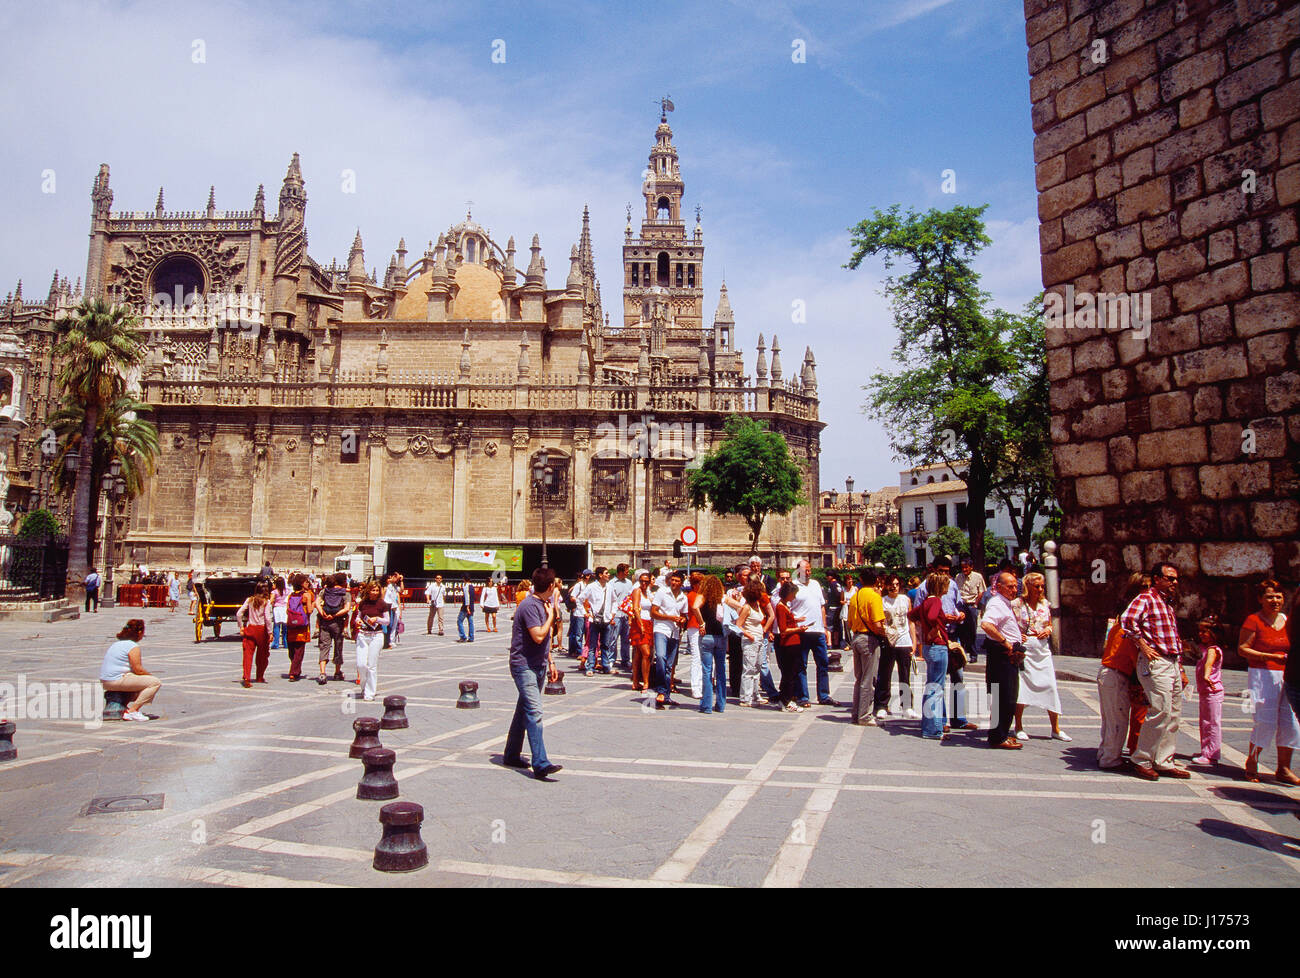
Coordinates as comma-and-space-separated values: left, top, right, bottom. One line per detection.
356, 630, 384, 700
686, 627, 702, 697
1249, 667, 1300, 749
1096, 665, 1131, 767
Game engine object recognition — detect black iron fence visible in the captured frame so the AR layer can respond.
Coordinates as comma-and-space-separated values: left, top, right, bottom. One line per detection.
0, 533, 70, 600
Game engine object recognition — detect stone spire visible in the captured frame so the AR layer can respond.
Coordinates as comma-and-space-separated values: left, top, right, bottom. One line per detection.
347, 229, 366, 284
206, 185, 216, 218
253, 184, 265, 217
517, 331, 530, 379
566, 244, 583, 292
272, 154, 307, 321
801, 347, 817, 394
47, 269, 60, 304
431, 234, 449, 282
395, 238, 408, 279
279, 151, 306, 214
376, 328, 389, 375
155, 187, 165, 217
697, 329, 710, 377
385, 254, 398, 288
503, 235, 516, 283
637, 330, 650, 380
713, 280, 734, 325
770, 335, 782, 382
755, 333, 768, 387
576, 205, 603, 327
525, 234, 545, 284
91, 163, 113, 219
459, 328, 472, 379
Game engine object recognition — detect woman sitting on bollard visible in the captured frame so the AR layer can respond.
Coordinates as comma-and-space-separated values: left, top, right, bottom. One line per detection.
354, 579, 391, 703
236, 580, 273, 687
1012, 572, 1070, 742
1239, 579, 1300, 784
100, 619, 160, 722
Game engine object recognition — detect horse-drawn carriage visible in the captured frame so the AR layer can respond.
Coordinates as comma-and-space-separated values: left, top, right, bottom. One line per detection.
192, 575, 262, 642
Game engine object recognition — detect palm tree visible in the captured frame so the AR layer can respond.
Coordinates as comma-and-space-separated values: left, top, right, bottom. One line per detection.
53, 298, 146, 583
49, 395, 159, 564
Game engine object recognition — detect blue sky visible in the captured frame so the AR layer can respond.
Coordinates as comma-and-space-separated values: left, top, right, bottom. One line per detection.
0, 0, 1042, 493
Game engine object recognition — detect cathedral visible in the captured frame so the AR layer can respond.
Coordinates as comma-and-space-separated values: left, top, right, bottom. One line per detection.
0, 108, 824, 577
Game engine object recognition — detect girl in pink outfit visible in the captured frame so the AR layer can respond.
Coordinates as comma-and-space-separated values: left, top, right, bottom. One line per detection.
1191, 616, 1224, 765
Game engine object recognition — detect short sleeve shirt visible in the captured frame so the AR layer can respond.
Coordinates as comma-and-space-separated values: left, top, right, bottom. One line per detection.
982, 593, 1022, 646
100, 640, 138, 681
786, 579, 826, 634
511, 594, 551, 667
652, 588, 688, 639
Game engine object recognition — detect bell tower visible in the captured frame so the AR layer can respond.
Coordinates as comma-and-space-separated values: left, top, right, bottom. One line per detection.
622, 98, 703, 329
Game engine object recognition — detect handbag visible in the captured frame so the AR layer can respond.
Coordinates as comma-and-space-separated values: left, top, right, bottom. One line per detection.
946, 639, 968, 670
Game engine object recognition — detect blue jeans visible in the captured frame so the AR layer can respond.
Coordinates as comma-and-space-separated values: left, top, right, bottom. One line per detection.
586, 619, 606, 671
568, 615, 584, 656
699, 633, 726, 713
607, 618, 630, 668
758, 638, 780, 699
798, 632, 831, 703
270, 622, 286, 649
385, 613, 400, 647
652, 632, 679, 698
504, 658, 551, 771
922, 644, 950, 738
458, 606, 475, 641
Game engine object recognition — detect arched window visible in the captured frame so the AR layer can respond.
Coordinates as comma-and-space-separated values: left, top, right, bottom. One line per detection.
642, 300, 650, 320
466, 238, 476, 263
631, 264, 639, 286
927, 476, 934, 483
657, 253, 669, 286
150, 253, 205, 306
656, 197, 671, 222
675, 263, 683, 287
941, 473, 948, 481
0, 371, 12, 408
911, 477, 918, 485
687, 264, 695, 287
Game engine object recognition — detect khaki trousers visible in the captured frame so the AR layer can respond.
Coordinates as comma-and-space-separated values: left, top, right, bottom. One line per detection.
1132, 654, 1182, 770
1096, 665, 1131, 767
427, 604, 444, 633
850, 632, 881, 724
102, 672, 161, 711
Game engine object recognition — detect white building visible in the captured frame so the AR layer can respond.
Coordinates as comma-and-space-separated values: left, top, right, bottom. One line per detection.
893, 461, 1048, 567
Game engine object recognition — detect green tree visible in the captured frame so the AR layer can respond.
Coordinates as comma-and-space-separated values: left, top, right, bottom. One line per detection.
51, 395, 159, 563
17, 508, 61, 540
1032, 508, 1063, 552
686, 415, 804, 552
928, 525, 969, 564
53, 299, 147, 582
983, 528, 1006, 564
864, 531, 905, 568
991, 296, 1056, 553
847, 204, 1020, 572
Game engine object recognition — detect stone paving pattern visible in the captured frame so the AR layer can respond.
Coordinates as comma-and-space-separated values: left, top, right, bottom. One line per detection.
1, 605, 1297, 887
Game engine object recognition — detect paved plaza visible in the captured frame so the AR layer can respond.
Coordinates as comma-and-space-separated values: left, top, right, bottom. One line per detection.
1, 605, 1298, 888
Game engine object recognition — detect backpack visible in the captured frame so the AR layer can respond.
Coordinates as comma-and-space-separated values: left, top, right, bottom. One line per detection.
321, 587, 346, 616
287, 593, 308, 627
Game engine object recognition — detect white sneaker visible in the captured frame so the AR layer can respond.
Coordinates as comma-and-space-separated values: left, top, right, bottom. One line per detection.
1016, 729, 1030, 741
124, 710, 149, 722
875, 708, 889, 720
1052, 731, 1073, 742
905, 708, 920, 719
784, 702, 803, 713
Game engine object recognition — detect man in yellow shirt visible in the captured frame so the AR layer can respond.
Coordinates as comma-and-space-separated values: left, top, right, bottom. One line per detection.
846, 568, 887, 726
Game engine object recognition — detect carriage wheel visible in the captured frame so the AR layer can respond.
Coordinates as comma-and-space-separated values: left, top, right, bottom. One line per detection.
194, 615, 204, 643
213, 621, 222, 639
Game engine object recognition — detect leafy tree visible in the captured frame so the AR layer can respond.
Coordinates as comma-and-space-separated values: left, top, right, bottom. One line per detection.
53, 299, 147, 582
1032, 507, 1063, 552
983, 528, 1006, 564
991, 296, 1056, 552
847, 204, 1023, 572
928, 525, 969, 564
686, 415, 804, 552
17, 508, 61, 540
864, 531, 905, 568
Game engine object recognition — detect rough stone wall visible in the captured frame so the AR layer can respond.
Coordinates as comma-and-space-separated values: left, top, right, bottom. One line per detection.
1025, 0, 1300, 656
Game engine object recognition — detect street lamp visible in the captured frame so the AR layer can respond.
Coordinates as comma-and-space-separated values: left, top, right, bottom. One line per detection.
532, 451, 554, 568
844, 477, 857, 564
98, 460, 128, 608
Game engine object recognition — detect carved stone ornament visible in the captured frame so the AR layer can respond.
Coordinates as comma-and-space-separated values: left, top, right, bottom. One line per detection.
512, 430, 530, 450
285, 437, 299, 452
409, 434, 431, 456
311, 427, 327, 446
484, 440, 499, 457
172, 433, 186, 449
110, 233, 246, 305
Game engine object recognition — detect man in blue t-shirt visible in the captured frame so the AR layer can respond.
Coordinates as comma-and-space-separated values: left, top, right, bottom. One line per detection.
504, 566, 564, 780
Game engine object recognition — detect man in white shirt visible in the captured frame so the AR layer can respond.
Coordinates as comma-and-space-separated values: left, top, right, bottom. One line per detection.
980, 571, 1024, 750
582, 566, 611, 675
605, 563, 635, 671
649, 571, 688, 708
656, 558, 676, 590
955, 557, 987, 663
425, 574, 446, 635
787, 559, 839, 707
383, 575, 402, 649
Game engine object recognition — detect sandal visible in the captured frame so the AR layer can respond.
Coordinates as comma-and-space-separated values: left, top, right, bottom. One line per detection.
317, 674, 327, 685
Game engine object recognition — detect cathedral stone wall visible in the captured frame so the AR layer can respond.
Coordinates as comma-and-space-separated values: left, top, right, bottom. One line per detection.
1025, 0, 1300, 656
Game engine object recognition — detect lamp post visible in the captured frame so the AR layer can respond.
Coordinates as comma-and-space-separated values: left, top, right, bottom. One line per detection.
99, 458, 125, 608
532, 452, 554, 568
844, 476, 857, 565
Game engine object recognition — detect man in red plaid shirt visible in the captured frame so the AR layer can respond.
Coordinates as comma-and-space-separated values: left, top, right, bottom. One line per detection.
1120, 562, 1190, 780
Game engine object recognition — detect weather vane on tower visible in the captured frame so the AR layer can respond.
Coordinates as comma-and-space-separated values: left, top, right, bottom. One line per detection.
660, 95, 674, 121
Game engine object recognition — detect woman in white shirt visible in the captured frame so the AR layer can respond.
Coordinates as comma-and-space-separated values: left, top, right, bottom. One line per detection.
878, 574, 919, 719
481, 577, 501, 632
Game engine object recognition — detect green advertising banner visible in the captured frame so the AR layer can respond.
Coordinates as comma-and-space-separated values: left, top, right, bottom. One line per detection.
423, 546, 523, 573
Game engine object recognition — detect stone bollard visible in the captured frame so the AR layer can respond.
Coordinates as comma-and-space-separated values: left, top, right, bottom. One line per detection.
545, 670, 566, 695
827, 650, 843, 673
373, 801, 428, 873
103, 689, 132, 721
357, 747, 399, 800
456, 681, 480, 709
0, 720, 15, 761
381, 695, 409, 729
349, 716, 383, 759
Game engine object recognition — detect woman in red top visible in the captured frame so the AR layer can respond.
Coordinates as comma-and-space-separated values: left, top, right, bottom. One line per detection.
285, 573, 316, 682
773, 581, 808, 713
909, 571, 959, 741
1239, 579, 1299, 784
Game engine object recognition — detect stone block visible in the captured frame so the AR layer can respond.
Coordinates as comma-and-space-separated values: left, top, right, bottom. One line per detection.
1250, 253, 1286, 292
1180, 187, 1250, 239
1113, 107, 1177, 156
1197, 462, 1273, 499
1234, 292, 1300, 338
1141, 212, 1182, 250
1134, 357, 1171, 392
1112, 5, 1174, 58
1208, 421, 1245, 462
1168, 466, 1200, 502
1074, 402, 1127, 439
1171, 164, 1203, 203
1250, 500, 1299, 538
1171, 345, 1249, 385
1283, 121, 1300, 167
1086, 94, 1134, 136
1263, 209, 1298, 248
1225, 379, 1266, 418
1026, 4, 1067, 45
1198, 305, 1233, 343
1199, 542, 1275, 577
1154, 117, 1228, 174
1246, 330, 1291, 372
1037, 153, 1067, 191
1125, 255, 1156, 290
1102, 367, 1131, 400
1172, 263, 1249, 312
1120, 469, 1167, 504
1261, 77, 1300, 129
1063, 199, 1117, 241
1278, 163, 1300, 207
1047, 346, 1073, 381
1207, 229, 1236, 265
1142, 543, 1199, 576
1109, 435, 1137, 473
1159, 50, 1225, 103
1056, 441, 1110, 476
1203, 132, 1279, 193
1094, 162, 1124, 198
1075, 475, 1121, 507
1148, 390, 1192, 429
1042, 239, 1099, 286
1121, 146, 1155, 187
1136, 427, 1209, 467
1056, 74, 1107, 120
1214, 53, 1286, 110
1192, 385, 1223, 423
1116, 175, 1171, 224
1155, 241, 1206, 281
1033, 107, 1086, 162
1229, 103, 1262, 142
1226, 6, 1300, 68
1040, 172, 1095, 221
1178, 88, 1215, 128
1073, 335, 1117, 371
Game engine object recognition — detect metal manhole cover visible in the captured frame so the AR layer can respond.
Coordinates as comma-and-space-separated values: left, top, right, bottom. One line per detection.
82, 794, 165, 815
